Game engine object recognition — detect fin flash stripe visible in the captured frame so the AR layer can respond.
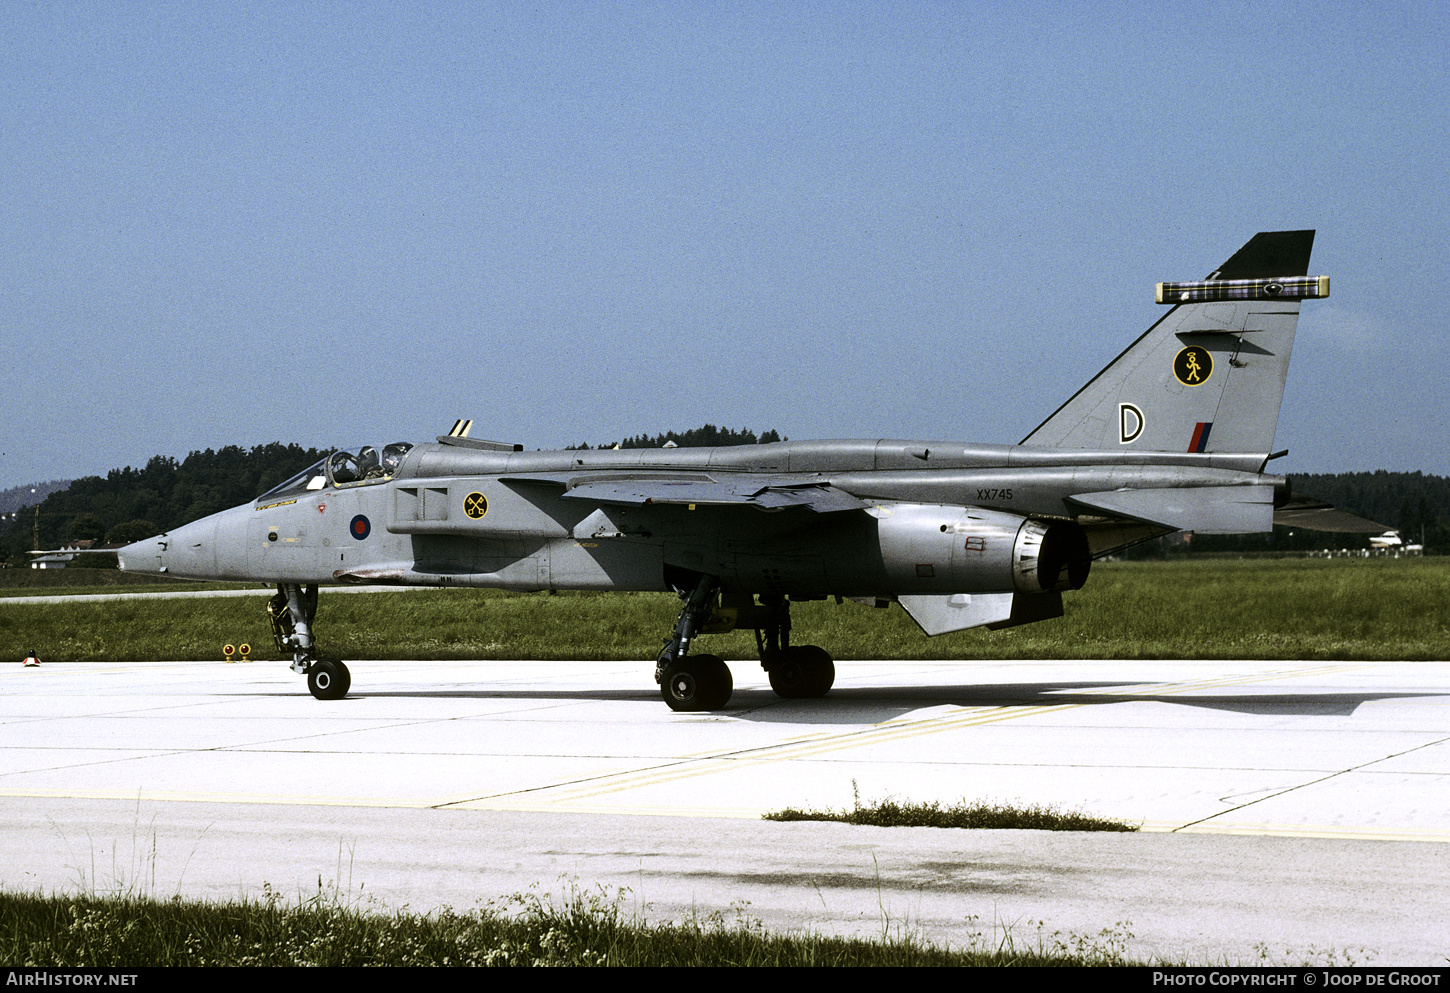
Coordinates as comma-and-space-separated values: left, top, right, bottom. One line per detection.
1189, 422, 1213, 453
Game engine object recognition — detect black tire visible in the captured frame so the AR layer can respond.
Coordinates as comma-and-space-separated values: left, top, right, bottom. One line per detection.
661, 654, 733, 711
307, 658, 350, 700
766, 645, 834, 699
332, 659, 351, 697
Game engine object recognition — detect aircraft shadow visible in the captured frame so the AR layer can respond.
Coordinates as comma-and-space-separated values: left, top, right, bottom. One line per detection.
726, 684, 1440, 726
301, 681, 1439, 727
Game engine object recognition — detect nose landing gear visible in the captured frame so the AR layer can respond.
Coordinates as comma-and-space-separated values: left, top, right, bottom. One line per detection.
268, 583, 351, 701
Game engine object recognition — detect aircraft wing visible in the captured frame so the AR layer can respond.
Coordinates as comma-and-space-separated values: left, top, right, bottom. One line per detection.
1067, 485, 1276, 534
1069, 486, 1390, 535
1271, 494, 1390, 533
500, 472, 869, 513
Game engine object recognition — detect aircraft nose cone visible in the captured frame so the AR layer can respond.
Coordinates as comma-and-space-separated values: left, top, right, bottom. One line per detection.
117, 535, 168, 575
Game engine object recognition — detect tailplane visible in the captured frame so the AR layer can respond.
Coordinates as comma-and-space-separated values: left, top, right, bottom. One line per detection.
1022, 230, 1324, 456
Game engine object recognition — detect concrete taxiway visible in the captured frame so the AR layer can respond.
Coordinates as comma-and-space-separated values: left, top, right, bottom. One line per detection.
2, 657, 1447, 964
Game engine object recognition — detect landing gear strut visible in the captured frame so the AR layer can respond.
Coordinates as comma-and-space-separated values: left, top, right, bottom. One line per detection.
268, 583, 350, 700
754, 594, 835, 699
656, 574, 733, 711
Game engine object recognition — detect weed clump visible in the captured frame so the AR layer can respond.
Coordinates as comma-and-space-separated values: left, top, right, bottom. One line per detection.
763, 783, 1138, 832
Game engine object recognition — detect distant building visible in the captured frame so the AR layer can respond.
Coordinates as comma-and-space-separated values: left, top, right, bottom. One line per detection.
30, 547, 80, 569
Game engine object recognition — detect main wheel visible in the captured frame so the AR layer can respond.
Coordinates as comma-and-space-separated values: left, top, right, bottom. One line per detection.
307, 658, 351, 700
765, 645, 834, 699
661, 654, 733, 712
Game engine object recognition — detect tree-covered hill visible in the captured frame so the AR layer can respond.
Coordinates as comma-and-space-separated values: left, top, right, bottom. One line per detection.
1, 444, 325, 562
570, 424, 783, 450
1290, 471, 1449, 546
0, 481, 70, 516
0, 429, 783, 564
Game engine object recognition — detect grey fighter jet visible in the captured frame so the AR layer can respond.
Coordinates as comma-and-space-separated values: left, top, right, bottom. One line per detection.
119, 230, 1360, 710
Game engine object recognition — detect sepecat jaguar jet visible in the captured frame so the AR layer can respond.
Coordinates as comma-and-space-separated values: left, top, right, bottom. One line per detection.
119, 230, 1366, 710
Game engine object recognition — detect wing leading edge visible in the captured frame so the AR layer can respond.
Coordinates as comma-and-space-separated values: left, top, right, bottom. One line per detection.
500, 471, 869, 513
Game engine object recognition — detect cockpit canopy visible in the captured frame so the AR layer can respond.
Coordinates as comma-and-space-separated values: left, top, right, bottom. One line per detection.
256, 442, 414, 504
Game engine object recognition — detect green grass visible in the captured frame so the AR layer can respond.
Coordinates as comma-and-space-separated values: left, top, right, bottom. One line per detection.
0, 583, 267, 599
2, 558, 1447, 663
765, 786, 1139, 832
0, 568, 197, 592
0, 881, 1140, 967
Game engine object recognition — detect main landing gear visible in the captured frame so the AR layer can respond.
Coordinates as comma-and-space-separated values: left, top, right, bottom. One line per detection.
752, 593, 836, 700
268, 583, 351, 701
654, 577, 835, 712
655, 575, 733, 712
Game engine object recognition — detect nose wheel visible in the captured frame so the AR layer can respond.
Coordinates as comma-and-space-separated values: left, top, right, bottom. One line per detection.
306, 658, 351, 700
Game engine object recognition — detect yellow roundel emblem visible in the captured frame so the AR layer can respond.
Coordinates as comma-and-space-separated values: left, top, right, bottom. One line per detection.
464, 492, 488, 519
1174, 345, 1213, 386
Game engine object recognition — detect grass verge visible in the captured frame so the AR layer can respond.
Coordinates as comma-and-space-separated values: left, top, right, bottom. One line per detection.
764, 783, 1138, 832
0, 881, 1140, 967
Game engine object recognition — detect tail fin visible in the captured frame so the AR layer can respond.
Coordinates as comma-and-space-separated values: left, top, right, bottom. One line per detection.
1021, 230, 1320, 455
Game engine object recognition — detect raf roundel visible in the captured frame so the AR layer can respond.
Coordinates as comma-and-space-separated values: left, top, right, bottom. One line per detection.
349, 514, 371, 540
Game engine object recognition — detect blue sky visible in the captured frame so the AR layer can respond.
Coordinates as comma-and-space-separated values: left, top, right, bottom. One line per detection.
4, 1, 1447, 490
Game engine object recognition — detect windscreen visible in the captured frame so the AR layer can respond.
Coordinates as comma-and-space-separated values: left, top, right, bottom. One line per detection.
256, 443, 415, 504
255, 457, 330, 504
